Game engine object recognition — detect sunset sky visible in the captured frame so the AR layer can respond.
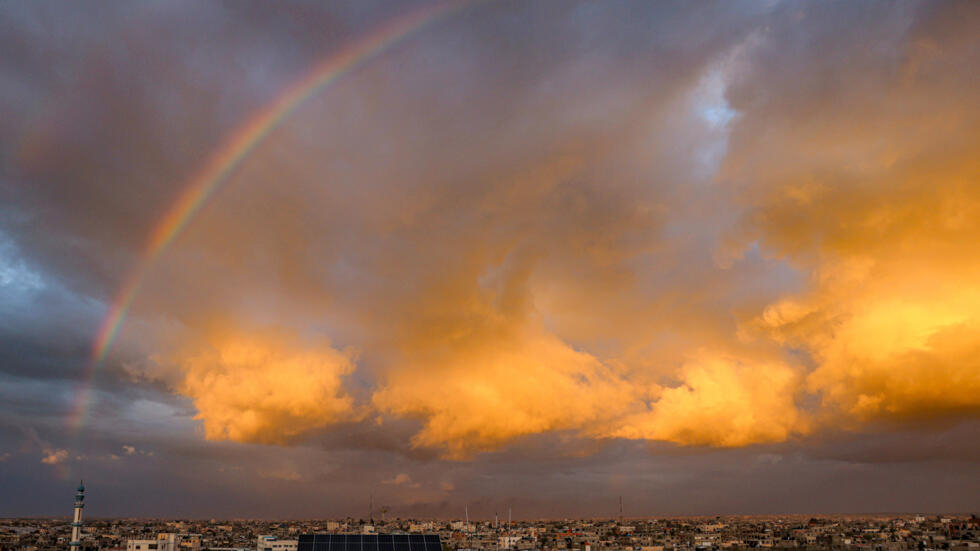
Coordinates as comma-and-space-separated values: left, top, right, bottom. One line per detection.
1, 0, 979, 518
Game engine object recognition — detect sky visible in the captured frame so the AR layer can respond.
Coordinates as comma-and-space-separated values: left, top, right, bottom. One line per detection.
1, 0, 979, 519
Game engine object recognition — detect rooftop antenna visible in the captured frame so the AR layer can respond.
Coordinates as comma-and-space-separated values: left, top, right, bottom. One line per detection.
495, 512, 499, 551
508, 507, 512, 528
370, 494, 374, 523
465, 505, 469, 533
619, 496, 624, 524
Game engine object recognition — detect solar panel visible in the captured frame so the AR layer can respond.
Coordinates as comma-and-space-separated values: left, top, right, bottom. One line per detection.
298, 535, 440, 550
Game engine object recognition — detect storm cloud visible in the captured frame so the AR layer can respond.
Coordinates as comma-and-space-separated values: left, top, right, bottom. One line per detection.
1, 0, 979, 517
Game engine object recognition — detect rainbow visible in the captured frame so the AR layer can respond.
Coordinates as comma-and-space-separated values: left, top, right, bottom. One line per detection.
70, 0, 476, 432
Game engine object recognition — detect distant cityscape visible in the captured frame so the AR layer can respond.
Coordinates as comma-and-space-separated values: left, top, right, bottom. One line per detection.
1, 484, 977, 551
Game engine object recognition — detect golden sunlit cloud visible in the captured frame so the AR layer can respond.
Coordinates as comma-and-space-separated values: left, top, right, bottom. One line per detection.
756, 255, 980, 424
41, 449, 70, 465
174, 327, 358, 444
728, 2, 980, 429
372, 327, 639, 459
608, 355, 804, 447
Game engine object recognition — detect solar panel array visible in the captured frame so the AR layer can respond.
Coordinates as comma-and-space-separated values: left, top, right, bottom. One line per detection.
297, 535, 441, 551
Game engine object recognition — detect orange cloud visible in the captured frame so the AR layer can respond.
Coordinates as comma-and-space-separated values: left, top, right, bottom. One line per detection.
609, 355, 804, 447
383, 473, 420, 488
728, 2, 980, 428
373, 327, 639, 459
174, 327, 358, 444
755, 256, 980, 424
41, 448, 69, 465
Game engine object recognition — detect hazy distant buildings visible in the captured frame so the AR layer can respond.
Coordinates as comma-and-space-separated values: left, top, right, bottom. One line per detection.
5, 512, 977, 551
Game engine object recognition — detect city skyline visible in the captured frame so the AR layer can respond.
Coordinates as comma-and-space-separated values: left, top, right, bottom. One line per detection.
6, 514, 979, 551
1, 0, 979, 518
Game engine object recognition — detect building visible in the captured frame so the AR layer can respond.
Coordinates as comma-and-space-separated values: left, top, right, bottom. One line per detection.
258, 536, 298, 551
127, 534, 201, 551
127, 539, 157, 551
69, 482, 85, 551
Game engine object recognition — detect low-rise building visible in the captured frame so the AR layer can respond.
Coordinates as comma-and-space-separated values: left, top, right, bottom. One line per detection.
127, 534, 200, 551
256, 536, 297, 551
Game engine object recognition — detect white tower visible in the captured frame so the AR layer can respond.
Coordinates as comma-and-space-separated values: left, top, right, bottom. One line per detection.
70, 481, 84, 551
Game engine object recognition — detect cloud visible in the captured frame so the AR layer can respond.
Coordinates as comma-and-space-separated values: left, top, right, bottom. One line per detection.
41, 448, 68, 465
133, 0, 979, 455
757, 265, 980, 423
1, 0, 979, 501
374, 326, 639, 459
727, 0, 980, 427
384, 473, 420, 488
167, 325, 359, 444
1, 0, 782, 459
609, 355, 804, 447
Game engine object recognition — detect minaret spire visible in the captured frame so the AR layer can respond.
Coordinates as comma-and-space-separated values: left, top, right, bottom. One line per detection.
70, 481, 85, 551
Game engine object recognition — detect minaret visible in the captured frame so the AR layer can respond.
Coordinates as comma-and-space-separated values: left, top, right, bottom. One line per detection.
70, 481, 84, 551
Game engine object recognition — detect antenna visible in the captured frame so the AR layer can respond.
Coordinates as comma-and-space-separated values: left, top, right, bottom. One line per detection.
508, 507, 511, 528
465, 505, 469, 533
619, 496, 624, 523
370, 494, 374, 522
